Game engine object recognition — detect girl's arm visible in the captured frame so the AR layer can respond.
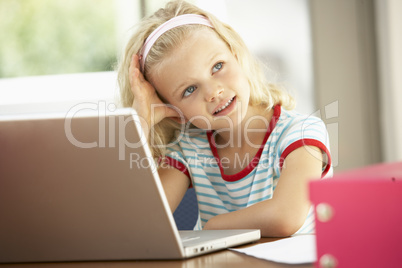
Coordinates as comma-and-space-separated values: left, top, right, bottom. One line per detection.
129, 55, 189, 212
203, 145, 323, 237
158, 165, 191, 213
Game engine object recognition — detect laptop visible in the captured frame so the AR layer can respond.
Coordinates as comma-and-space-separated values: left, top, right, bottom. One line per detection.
0, 107, 260, 263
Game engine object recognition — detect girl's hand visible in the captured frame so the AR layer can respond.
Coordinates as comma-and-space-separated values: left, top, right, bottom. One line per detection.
129, 54, 181, 135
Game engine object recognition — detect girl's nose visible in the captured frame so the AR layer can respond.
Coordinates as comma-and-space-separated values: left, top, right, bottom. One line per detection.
205, 86, 224, 102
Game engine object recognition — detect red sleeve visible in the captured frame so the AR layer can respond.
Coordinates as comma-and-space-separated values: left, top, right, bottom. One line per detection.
279, 138, 332, 178
162, 156, 192, 187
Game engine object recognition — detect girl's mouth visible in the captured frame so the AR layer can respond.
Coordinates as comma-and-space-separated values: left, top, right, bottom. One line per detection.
213, 96, 236, 116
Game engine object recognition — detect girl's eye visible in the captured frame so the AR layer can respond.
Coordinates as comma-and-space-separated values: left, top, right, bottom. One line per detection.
183, 85, 196, 97
212, 62, 223, 73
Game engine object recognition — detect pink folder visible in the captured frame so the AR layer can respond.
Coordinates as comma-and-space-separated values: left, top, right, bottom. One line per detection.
309, 161, 402, 268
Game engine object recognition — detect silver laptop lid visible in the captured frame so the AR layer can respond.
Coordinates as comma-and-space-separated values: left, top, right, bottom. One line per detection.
0, 108, 185, 262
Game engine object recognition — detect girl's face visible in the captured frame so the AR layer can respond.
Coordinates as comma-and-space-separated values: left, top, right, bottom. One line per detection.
149, 28, 250, 130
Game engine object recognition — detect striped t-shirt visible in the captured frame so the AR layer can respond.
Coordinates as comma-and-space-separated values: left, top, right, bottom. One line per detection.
164, 105, 332, 234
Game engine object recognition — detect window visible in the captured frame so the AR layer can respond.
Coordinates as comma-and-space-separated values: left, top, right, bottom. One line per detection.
0, 0, 118, 78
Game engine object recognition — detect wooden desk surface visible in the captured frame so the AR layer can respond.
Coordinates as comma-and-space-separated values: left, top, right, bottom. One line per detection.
1, 238, 313, 268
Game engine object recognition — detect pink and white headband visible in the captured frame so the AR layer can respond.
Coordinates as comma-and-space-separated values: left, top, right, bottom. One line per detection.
138, 14, 214, 72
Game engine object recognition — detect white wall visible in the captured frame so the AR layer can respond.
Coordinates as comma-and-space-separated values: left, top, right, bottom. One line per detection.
309, 0, 381, 171
375, 0, 402, 162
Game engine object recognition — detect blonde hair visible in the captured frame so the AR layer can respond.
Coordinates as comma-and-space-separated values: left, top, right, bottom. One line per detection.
117, 0, 294, 159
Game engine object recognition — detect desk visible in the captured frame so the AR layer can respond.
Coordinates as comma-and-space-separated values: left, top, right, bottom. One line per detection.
1, 238, 313, 268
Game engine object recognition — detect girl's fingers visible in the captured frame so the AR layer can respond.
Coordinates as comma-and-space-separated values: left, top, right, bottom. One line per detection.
128, 53, 183, 124
129, 55, 147, 96
131, 54, 146, 81
151, 105, 184, 126
129, 55, 138, 82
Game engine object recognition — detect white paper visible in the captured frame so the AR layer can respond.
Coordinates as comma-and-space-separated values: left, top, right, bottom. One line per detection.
230, 234, 316, 264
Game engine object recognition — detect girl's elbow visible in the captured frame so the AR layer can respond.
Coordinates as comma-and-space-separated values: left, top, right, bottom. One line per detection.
277, 223, 300, 237
261, 218, 303, 237
261, 225, 294, 238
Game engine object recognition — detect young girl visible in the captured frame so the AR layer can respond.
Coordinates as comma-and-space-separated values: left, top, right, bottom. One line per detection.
117, 0, 332, 237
